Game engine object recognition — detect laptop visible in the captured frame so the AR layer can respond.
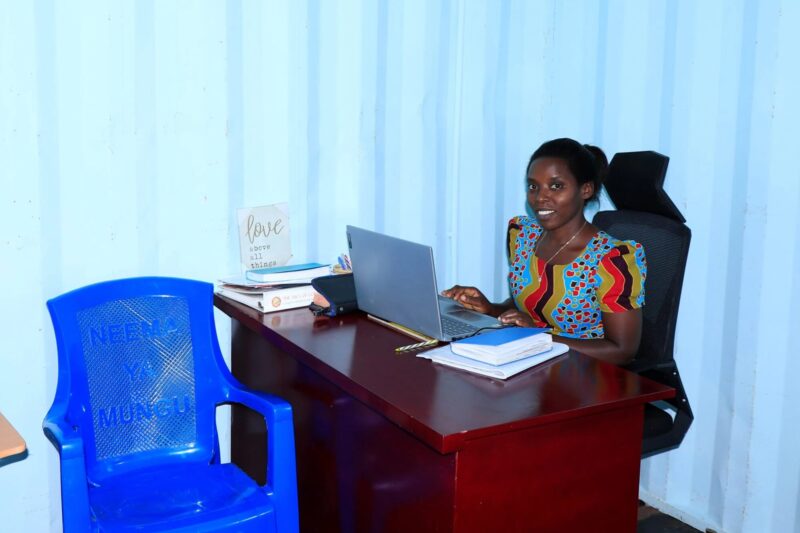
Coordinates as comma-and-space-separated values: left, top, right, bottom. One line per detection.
346, 225, 501, 341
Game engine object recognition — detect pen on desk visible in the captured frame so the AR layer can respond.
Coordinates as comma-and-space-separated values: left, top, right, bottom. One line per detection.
395, 339, 438, 353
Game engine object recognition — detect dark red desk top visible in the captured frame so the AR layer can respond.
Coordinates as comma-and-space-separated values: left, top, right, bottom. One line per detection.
215, 295, 674, 454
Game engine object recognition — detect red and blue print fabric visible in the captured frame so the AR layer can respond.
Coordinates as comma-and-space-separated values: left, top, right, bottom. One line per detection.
507, 216, 647, 339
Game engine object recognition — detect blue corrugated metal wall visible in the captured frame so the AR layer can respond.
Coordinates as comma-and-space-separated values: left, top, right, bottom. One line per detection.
1, 1, 798, 531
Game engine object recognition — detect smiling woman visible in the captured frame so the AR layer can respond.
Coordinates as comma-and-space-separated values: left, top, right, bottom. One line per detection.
442, 138, 647, 365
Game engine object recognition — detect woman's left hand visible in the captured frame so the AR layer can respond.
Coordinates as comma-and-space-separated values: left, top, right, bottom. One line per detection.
498, 309, 534, 327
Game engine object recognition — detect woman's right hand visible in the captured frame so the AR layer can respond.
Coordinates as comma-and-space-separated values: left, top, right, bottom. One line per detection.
441, 285, 496, 316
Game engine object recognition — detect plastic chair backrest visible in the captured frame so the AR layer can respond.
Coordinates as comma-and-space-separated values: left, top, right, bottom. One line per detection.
47, 277, 223, 483
592, 210, 691, 368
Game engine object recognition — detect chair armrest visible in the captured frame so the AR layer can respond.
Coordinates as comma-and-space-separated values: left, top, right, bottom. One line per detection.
639, 363, 684, 403
225, 387, 299, 533
638, 362, 694, 456
43, 410, 84, 460
42, 410, 92, 533
624, 358, 657, 374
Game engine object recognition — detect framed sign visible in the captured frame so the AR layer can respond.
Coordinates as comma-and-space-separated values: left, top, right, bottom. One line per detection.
237, 203, 292, 272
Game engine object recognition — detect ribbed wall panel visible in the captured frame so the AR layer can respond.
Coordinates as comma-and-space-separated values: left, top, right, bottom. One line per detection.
0, 1, 797, 531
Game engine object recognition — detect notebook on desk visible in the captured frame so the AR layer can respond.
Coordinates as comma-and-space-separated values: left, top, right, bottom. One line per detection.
346, 225, 501, 342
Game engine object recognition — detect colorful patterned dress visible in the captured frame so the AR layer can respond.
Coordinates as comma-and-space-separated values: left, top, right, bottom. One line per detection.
507, 216, 646, 339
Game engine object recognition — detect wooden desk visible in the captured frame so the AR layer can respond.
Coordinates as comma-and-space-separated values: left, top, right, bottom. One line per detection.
0, 412, 26, 461
215, 295, 674, 533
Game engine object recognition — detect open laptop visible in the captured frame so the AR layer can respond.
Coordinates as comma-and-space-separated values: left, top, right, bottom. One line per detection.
346, 225, 501, 341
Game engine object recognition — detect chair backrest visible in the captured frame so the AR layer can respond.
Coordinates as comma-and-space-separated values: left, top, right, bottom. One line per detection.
603, 150, 685, 223
593, 150, 691, 368
592, 210, 691, 368
47, 277, 227, 482
594, 151, 694, 456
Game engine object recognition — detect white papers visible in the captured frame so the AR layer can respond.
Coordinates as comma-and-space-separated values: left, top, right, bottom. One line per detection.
218, 275, 294, 290
417, 342, 569, 380
216, 285, 314, 314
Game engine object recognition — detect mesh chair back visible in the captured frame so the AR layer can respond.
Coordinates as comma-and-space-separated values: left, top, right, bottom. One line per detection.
47, 277, 221, 482
593, 210, 691, 367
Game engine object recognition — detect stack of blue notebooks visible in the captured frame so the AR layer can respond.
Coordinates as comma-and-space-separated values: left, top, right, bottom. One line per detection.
417, 327, 569, 380
451, 327, 552, 365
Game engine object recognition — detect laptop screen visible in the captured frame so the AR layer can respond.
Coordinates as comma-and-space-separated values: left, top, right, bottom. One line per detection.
346, 225, 444, 340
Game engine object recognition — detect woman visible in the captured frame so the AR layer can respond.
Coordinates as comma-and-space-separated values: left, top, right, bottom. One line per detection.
442, 138, 646, 365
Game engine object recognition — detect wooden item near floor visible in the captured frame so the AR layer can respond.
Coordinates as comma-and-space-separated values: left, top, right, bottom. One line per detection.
0, 412, 26, 461
216, 295, 674, 533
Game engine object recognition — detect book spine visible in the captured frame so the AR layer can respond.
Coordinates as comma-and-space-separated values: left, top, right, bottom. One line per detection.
245, 265, 330, 283
216, 289, 261, 312
258, 285, 315, 313
217, 285, 314, 314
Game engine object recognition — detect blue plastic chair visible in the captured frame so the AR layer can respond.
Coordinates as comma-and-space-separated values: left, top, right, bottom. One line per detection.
44, 277, 299, 532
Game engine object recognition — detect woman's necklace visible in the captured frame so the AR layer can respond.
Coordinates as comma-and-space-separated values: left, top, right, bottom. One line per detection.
534, 220, 587, 283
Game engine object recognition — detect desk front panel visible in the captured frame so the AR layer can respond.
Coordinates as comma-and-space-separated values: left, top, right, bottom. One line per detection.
454, 405, 643, 532
216, 297, 673, 453
217, 296, 673, 532
231, 322, 457, 532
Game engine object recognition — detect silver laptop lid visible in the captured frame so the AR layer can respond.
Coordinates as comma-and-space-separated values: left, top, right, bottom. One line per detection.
346, 225, 444, 340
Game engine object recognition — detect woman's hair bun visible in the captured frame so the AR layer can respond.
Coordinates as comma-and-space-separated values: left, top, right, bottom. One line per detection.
583, 144, 608, 185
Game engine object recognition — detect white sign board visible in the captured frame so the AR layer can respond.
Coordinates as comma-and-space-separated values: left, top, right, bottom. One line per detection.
237, 203, 292, 272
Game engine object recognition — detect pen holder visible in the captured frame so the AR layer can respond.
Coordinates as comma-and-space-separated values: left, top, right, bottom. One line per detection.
310, 273, 358, 317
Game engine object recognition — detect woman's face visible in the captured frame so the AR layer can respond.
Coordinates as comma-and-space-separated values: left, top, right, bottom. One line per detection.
527, 157, 593, 231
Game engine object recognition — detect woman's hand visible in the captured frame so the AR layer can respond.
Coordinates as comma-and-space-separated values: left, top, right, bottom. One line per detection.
441, 285, 496, 316
498, 309, 534, 327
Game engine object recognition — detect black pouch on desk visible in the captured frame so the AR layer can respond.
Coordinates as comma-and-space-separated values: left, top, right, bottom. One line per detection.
311, 273, 357, 317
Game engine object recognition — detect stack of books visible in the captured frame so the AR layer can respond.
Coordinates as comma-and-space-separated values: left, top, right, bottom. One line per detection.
450, 328, 553, 364
217, 263, 330, 314
417, 327, 568, 380
244, 263, 331, 284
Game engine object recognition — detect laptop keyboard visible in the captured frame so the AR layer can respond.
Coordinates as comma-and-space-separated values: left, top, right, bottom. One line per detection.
441, 316, 478, 338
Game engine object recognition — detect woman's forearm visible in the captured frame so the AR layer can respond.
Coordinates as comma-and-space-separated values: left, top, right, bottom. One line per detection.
551, 335, 636, 366
489, 298, 516, 318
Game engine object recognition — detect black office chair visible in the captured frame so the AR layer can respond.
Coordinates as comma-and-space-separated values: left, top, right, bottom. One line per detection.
592, 151, 693, 458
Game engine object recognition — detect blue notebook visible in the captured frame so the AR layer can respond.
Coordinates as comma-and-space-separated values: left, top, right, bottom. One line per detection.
450, 327, 552, 365
246, 262, 330, 283
454, 327, 550, 347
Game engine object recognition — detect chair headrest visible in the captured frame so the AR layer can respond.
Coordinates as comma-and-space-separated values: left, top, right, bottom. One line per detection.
605, 151, 685, 223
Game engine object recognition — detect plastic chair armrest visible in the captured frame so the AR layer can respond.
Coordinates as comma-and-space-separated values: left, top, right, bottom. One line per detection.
225, 387, 299, 533
43, 411, 84, 459
43, 412, 92, 533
